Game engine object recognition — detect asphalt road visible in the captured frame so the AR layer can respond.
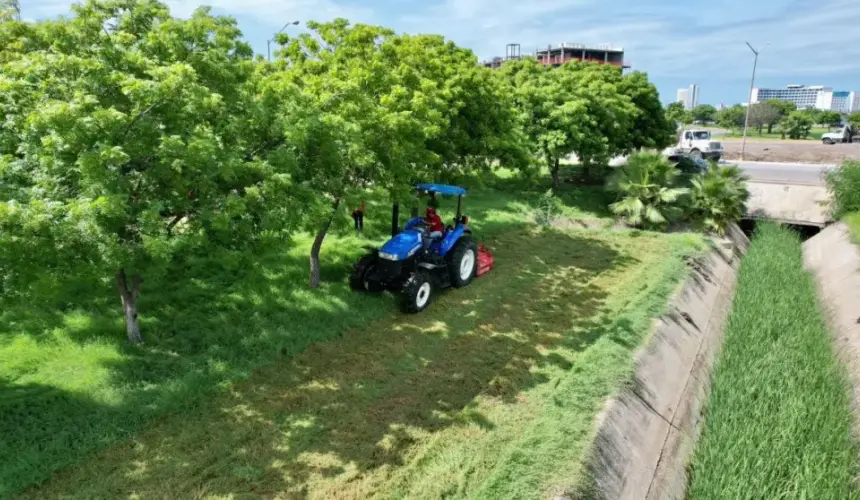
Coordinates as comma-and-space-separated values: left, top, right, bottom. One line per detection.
733, 161, 834, 185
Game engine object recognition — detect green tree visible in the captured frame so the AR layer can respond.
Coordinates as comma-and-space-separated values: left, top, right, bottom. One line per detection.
666, 101, 691, 125
398, 35, 529, 183
848, 111, 860, 128
802, 107, 823, 125
0, 0, 296, 342
607, 152, 688, 228
271, 20, 514, 287
818, 110, 843, 128
688, 165, 750, 234
692, 104, 717, 123
780, 111, 814, 139
0, 0, 18, 20
716, 105, 746, 130
748, 102, 781, 135
763, 99, 795, 132
618, 71, 676, 152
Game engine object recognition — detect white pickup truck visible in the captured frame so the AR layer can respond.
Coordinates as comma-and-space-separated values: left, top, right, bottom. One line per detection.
821, 125, 857, 145
671, 129, 722, 161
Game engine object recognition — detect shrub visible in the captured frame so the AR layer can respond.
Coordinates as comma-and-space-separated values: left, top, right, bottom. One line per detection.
824, 160, 860, 217
688, 164, 750, 235
607, 153, 688, 228
533, 189, 564, 227
779, 111, 813, 139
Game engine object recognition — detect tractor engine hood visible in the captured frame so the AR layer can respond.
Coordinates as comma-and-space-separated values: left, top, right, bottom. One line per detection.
379, 230, 422, 261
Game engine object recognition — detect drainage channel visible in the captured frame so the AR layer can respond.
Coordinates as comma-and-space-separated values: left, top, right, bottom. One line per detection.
738, 218, 822, 241
576, 225, 748, 500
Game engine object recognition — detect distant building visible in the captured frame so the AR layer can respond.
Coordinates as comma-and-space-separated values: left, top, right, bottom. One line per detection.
688, 84, 700, 109
676, 84, 699, 109
751, 85, 859, 112
481, 42, 627, 69
751, 85, 828, 109
677, 88, 689, 106
832, 91, 853, 113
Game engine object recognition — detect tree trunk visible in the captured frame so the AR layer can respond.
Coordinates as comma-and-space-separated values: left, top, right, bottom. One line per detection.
309, 198, 340, 289
116, 269, 143, 343
551, 157, 560, 189
767, 123, 774, 134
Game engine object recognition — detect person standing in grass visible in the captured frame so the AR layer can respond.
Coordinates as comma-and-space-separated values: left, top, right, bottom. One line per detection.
352, 201, 366, 232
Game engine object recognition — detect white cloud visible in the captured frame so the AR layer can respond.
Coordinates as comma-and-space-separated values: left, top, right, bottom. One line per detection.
22, 0, 860, 100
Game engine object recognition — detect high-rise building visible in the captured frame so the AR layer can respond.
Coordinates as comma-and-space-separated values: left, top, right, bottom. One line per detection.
676, 85, 699, 109
687, 84, 700, 109
851, 92, 860, 113
676, 88, 689, 106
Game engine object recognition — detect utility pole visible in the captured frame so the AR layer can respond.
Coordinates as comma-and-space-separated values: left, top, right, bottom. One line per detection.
740, 42, 763, 161
267, 20, 300, 62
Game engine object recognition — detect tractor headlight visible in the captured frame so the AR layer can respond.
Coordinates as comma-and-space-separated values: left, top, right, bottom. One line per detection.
379, 252, 398, 261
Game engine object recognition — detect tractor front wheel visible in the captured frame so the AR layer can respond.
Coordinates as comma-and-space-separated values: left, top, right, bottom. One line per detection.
448, 239, 478, 288
401, 270, 434, 313
350, 253, 383, 292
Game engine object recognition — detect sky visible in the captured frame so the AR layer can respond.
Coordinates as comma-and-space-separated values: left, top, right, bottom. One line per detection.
20, 0, 860, 106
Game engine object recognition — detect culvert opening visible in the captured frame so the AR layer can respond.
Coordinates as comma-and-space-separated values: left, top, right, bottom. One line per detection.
738, 218, 822, 241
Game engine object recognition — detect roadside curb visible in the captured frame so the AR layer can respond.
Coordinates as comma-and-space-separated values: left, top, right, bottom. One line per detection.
567, 223, 748, 500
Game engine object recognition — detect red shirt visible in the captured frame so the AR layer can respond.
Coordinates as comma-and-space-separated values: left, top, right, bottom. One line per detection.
425, 213, 444, 233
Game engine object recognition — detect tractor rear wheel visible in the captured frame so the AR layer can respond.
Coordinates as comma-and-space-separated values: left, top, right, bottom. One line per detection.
448, 239, 478, 288
350, 253, 383, 292
401, 270, 434, 313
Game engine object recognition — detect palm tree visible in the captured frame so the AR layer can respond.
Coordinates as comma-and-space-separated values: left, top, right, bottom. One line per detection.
608, 153, 688, 228
689, 164, 750, 234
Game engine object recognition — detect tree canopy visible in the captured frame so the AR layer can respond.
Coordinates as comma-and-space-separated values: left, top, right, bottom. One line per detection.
1, 0, 672, 340
665, 101, 692, 125
691, 104, 717, 123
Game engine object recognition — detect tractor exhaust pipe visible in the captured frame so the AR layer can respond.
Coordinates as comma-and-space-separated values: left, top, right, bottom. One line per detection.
392, 202, 400, 237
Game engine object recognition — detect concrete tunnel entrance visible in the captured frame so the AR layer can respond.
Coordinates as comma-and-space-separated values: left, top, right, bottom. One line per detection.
738, 218, 822, 241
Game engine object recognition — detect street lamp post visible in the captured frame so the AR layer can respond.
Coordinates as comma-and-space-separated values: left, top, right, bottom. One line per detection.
267, 20, 300, 62
740, 42, 762, 161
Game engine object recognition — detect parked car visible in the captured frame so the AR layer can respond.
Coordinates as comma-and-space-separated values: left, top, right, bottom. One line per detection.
668, 152, 711, 173
822, 125, 858, 145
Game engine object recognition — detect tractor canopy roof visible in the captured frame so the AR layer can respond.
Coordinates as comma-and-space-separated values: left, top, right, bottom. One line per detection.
415, 183, 467, 196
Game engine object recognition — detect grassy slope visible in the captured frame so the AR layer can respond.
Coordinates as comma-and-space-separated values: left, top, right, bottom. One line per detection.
1, 176, 617, 495
20, 227, 704, 500
688, 223, 856, 499
843, 212, 860, 244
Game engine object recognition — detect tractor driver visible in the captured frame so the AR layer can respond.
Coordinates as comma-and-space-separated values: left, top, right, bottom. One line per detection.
424, 206, 444, 242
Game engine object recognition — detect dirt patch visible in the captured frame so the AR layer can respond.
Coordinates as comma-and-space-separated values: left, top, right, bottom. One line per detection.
721, 139, 860, 164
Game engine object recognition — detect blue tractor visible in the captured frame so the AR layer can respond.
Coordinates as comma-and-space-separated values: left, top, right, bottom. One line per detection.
350, 183, 492, 312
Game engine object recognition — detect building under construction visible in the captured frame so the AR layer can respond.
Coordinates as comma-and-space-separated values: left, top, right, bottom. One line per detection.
482, 43, 627, 69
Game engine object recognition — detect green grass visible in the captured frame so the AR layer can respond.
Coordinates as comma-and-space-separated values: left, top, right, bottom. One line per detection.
845, 213, 860, 245
0, 172, 623, 496
18, 225, 705, 500
688, 223, 856, 499
721, 126, 830, 140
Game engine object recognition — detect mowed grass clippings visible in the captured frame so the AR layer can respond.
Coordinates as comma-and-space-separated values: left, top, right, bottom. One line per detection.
0, 179, 613, 496
688, 223, 857, 500
21, 228, 704, 500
